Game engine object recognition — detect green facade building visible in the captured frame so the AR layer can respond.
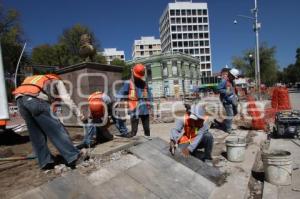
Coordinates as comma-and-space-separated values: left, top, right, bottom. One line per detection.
128, 52, 203, 98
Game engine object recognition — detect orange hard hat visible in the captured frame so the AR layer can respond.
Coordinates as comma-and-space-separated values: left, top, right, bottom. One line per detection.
133, 64, 145, 79
89, 100, 105, 118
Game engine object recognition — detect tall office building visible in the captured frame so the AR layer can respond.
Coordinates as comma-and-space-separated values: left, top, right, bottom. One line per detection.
102, 48, 125, 65
159, 1, 212, 76
132, 36, 161, 60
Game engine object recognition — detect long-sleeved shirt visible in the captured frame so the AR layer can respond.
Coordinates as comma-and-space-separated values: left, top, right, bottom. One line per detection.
217, 78, 236, 104
170, 118, 209, 152
117, 79, 153, 116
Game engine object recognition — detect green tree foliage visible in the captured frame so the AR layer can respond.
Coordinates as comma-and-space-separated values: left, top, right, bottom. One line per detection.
0, 3, 29, 74
232, 43, 279, 86
111, 58, 126, 66
279, 48, 300, 84
31, 24, 105, 66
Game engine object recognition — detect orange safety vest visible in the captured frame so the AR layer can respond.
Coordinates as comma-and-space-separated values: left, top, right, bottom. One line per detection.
0, 120, 7, 127
13, 74, 60, 97
128, 80, 149, 111
178, 113, 208, 144
88, 91, 105, 118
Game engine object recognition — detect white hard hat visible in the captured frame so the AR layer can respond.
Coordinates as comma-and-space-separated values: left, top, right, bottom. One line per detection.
229, 68, 239, 78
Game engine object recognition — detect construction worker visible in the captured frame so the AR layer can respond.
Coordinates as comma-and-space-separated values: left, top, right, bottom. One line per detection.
216, 68, 239, 133
13, 74, 84, 169
117, 63, 153, 138
169, 104, 214, 162
77, 91, 113, 149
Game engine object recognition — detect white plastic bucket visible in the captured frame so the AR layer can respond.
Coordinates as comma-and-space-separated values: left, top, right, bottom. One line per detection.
226, 136, 247, 162
262, 150, 292, 186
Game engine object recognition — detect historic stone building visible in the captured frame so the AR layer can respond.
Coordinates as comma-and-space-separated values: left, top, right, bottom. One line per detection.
128, 52, 201, 98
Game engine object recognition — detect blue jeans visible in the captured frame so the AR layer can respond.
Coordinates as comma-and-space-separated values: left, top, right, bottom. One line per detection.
82, 123, 97, 146
115, 118, 129, 135
223, 103, 238, 132
17, 96, 79, 168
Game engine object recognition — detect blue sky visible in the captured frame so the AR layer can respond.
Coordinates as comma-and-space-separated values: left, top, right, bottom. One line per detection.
3, 0, 300, 72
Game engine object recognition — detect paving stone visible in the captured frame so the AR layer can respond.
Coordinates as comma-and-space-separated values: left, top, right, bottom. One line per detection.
88, 154, 141, 186
40, 171, 103, 199
140, 138, 225, 185
126, 161, 205, 199
90, 137, 141, 158
129, 143, 215, 198
96, 173, 160, 199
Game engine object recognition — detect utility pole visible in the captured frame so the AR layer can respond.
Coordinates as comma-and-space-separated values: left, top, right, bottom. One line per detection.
253, 0, 261, 99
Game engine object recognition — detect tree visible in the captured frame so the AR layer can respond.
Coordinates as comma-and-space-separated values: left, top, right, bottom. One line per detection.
232, 43, 279, 86
0, 3, 29, 74
95, 53, 107, 64
31, 24, 104, 66
280, 48, 300, 84
111, 58, 126, 66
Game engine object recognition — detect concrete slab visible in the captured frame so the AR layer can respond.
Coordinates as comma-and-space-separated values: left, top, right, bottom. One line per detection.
262, 182, 278, 199
127, 161, 205, 199
96, 173, 160, 199
88, 154, 142, 186
137, 138, 225, 185
130, 140, 216, 198
40, 171, 103, 199
90, 136, 143, 158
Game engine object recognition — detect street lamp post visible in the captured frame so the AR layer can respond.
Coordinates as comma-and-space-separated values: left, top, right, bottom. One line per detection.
236, 0, 261, 99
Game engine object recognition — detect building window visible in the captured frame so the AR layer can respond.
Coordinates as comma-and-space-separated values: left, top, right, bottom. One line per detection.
188, 33, 193, 39
171, 18, 176, 24
178, 34, 182, 39
193, 25, 198, 31
182, 18, 187, 23
199, 25, 203, 31
173, 42, 177, 47
170, 10, 175, 16
206, 63, 211, 69
172, 34, 177, 39
187, 10, 191, 16
189, 49, 194, 54
141, 51, 144, 56
207, 71, 211, 76
203, 17, 208, 23
201, 56, 205, 62
204, 33, 209, 38
205, 48, 210, 54
149, 45, 152, 49
201, 64, 205, 70
205, 40, 210, 46
204, 25, 208, 31
171, 26, 176, 31
176, 10, 180, 16
178, 41, 182, 47
121, 55, 124, 59
198, 17, 202, 23
192, 9, 196, 15
183, 33, 187, 39
203, 9, 208, 15
193, 17, 197, 23
189, 41, 193, 47
195, 49, 199, 54
206, 56, 210, 61
162, 62, 168, 77
176, 18, 181, 23
140, 45, 144, 49
200, 41, 204, 46
183, 26, 187, 31
194, 41, 199, 46
172, 61, 178, 76
184, 41, 188, 47
177, 26, 181, 31
197, 9, 202, 15
181, 10, 186, 15
187, 18, 192, 23
200, 33, 204, 38
188, 25, 192, 31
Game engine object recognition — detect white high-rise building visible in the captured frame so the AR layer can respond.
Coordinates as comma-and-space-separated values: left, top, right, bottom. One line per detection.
132, 36, 161, 60
159, 1, 212, 76
102, 48, 125, 65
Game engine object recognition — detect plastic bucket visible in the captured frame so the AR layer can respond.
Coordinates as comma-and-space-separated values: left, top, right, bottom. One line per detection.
226, 136, 246, 162
262, 150, 292, 186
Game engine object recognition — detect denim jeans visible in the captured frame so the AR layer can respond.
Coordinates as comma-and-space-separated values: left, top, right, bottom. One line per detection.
115, 118, 129, 135
223, 103, 234, 132
17, 96, 79, 168
82, 123, 97, 146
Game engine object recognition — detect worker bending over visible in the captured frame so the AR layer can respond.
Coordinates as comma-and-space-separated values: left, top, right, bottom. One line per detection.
13, 74, 84, 169
77, 91, 113, 149
170, 104, 214, 162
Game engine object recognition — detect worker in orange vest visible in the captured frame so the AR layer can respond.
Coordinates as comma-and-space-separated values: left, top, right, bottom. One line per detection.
116, 64, 153, 138
13, 74, 85, 169
169, 104, 214, 163
77, 91, 113, 149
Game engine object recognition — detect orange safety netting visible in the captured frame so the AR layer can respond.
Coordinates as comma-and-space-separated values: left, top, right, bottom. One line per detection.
247, 96, 266, 130
271, 87, 291, 111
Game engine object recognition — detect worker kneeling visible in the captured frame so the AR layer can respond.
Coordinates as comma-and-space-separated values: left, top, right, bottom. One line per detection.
77, 91, 113, 149
170, 105, 214, 163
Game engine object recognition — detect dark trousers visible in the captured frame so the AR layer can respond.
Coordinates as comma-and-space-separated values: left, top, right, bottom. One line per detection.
130, 115, 150, 136
192, 132, 214, 160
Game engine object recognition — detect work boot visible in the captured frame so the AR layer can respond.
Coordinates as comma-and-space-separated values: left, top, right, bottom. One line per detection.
67, 149, 90, 169
41, 162, 55, 170
169, 140, 176, 156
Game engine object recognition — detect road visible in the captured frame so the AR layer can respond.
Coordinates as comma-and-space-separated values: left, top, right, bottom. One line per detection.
289, 89, 300, 110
